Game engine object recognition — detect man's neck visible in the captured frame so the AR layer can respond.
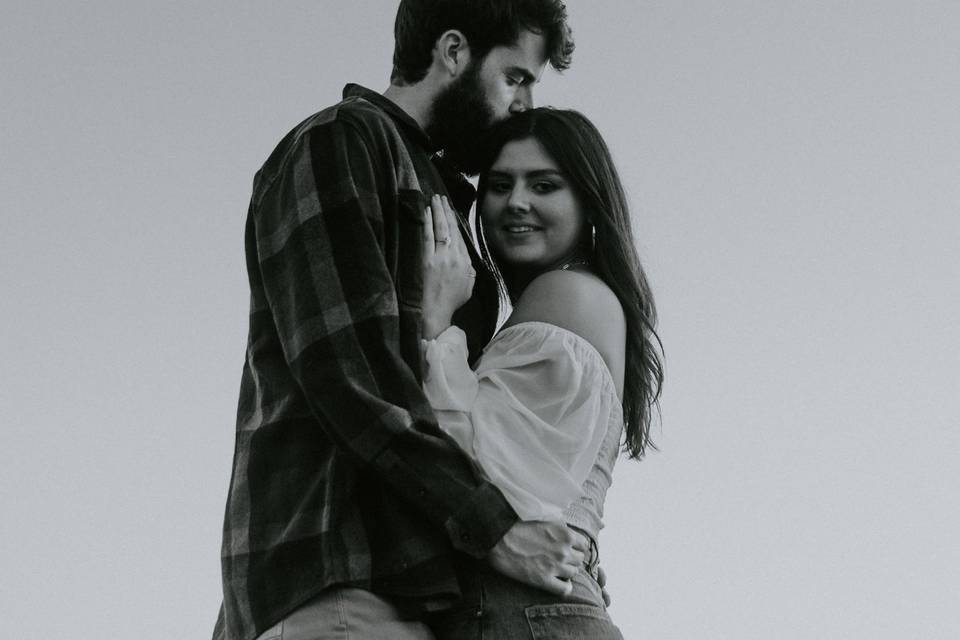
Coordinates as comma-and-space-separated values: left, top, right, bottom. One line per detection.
382, 82, 436, 132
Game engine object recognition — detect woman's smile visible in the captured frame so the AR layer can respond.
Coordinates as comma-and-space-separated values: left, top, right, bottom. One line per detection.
503, 224, 543, 234
481, 137, 589, 270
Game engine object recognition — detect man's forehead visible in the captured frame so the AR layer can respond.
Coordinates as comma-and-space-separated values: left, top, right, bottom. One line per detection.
487, 31, 549, 78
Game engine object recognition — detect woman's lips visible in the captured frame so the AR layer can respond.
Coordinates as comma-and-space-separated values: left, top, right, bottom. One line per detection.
503, 225, 541, 234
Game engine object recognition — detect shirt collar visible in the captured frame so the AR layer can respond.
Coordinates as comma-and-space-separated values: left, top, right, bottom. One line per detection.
342, 83, 437, 152
342, 84, 476, 210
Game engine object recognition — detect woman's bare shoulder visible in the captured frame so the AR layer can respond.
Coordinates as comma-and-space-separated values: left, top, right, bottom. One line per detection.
505, 270, 626, 388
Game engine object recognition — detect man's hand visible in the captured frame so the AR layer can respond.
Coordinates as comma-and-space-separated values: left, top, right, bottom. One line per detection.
597, 563, 611, 606
487, 520, 587, 596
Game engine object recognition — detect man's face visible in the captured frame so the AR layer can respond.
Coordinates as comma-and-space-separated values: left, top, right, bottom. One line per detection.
477, 29, 549, 121
428, 30, 548, 175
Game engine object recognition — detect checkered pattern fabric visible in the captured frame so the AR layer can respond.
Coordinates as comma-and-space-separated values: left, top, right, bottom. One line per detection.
213, 85, 516, 640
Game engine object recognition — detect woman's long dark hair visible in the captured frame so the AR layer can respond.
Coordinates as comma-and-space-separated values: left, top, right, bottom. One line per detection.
475, 108, 664, 458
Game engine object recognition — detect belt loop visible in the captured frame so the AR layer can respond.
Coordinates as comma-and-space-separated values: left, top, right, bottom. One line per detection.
587, 534, 600, 579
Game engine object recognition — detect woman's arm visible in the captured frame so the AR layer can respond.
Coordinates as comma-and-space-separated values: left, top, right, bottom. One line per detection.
421, 248, 626, 522
419, 194, 587, 594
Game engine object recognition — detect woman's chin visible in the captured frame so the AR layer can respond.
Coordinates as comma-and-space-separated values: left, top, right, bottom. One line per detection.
498, 257, 542, 271
493, 246, 546, 268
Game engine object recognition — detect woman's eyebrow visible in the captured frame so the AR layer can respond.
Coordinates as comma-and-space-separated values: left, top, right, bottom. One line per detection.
487, 169, 563, 178
525, 169, 564, 178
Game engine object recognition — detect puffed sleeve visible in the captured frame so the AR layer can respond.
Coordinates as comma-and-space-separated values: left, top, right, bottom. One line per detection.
421, 323, 617, 522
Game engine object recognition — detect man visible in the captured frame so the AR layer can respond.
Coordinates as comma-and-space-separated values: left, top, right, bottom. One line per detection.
214, 2, 577, 639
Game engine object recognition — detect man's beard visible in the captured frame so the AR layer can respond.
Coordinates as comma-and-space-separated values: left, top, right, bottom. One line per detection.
426, 61, 496, 176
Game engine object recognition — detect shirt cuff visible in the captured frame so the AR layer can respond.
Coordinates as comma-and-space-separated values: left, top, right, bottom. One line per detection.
444, 482, 519, 557
421, 326, 477, 412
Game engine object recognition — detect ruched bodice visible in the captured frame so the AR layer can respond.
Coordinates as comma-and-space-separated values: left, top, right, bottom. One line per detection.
421, 321, 622, 539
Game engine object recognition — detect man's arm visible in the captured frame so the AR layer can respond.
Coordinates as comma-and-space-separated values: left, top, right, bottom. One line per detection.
252, 117, 518, 555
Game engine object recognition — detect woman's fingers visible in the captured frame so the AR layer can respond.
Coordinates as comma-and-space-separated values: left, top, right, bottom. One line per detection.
441, 196, 461, 249
444, 197, 474, 262
422, 202, 435, 256
427, 195, 474, 293
432, 194, 450, 245
425, 194, 471, 256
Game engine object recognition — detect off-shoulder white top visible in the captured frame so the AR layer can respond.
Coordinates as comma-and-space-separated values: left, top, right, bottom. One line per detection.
421, 321, 623, 529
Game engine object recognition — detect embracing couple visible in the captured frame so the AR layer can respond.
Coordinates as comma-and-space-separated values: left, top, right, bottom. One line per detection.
213, 1, 663, 639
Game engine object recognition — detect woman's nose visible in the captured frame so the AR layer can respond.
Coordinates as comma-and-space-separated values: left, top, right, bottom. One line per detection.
506, 187, 530, 212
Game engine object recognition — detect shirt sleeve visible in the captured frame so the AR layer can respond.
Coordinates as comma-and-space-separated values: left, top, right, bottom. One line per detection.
252, 118, 516, 556
421, 324, 614, 522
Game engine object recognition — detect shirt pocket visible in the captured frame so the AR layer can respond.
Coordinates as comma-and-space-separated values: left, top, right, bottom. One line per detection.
393, 191, 426, 307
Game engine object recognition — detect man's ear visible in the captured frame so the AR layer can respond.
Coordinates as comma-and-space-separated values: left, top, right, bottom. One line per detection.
434, 29, 472, 77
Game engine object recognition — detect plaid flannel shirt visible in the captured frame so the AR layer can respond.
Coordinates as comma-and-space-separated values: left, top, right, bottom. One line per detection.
213, 85, 517, 640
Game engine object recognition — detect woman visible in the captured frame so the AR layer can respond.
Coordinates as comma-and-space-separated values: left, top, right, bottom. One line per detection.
421, 108, 663, 639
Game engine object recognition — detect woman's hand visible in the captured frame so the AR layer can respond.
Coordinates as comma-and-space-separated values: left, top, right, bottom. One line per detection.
421, 194, 476, 340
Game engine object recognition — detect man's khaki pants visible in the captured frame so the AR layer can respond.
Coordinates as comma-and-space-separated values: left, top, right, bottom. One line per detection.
254, 587, 434, 640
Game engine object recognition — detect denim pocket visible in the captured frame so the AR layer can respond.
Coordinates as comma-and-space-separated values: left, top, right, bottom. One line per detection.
524, 602, 623, 640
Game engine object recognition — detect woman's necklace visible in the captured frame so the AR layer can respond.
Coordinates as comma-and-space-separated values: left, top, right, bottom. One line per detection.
509, 258, 593, 302
557, 257, 591, 271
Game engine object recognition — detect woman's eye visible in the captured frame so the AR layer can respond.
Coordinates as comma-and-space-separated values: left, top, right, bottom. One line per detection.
488, 181, 512, 193
532, 181, 558, 194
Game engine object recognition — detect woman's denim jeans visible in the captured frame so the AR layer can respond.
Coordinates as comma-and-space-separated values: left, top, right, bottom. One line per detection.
427, 553, 624, 640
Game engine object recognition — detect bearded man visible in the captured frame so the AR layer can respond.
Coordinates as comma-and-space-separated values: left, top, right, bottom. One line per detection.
213, 2, 580, 639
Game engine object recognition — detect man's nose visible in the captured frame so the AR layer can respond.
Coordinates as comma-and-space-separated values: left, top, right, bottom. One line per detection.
509, 86, 533, 113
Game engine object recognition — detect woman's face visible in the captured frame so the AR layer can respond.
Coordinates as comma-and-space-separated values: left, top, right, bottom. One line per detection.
480, 137, 589, 272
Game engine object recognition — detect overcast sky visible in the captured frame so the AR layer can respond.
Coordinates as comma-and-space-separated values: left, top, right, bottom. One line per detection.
2, 2, 958, 638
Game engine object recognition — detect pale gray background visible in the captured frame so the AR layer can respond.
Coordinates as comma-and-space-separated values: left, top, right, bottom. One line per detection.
2, 1, 958, 638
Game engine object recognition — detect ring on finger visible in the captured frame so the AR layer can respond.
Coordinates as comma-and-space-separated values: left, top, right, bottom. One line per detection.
436, 236, 451, 244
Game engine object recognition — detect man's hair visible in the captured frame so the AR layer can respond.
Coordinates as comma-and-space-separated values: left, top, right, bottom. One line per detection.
391, 0, 574, 84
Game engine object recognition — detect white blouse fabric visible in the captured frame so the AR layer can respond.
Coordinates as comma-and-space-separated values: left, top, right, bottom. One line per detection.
421, 321, 623, 523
